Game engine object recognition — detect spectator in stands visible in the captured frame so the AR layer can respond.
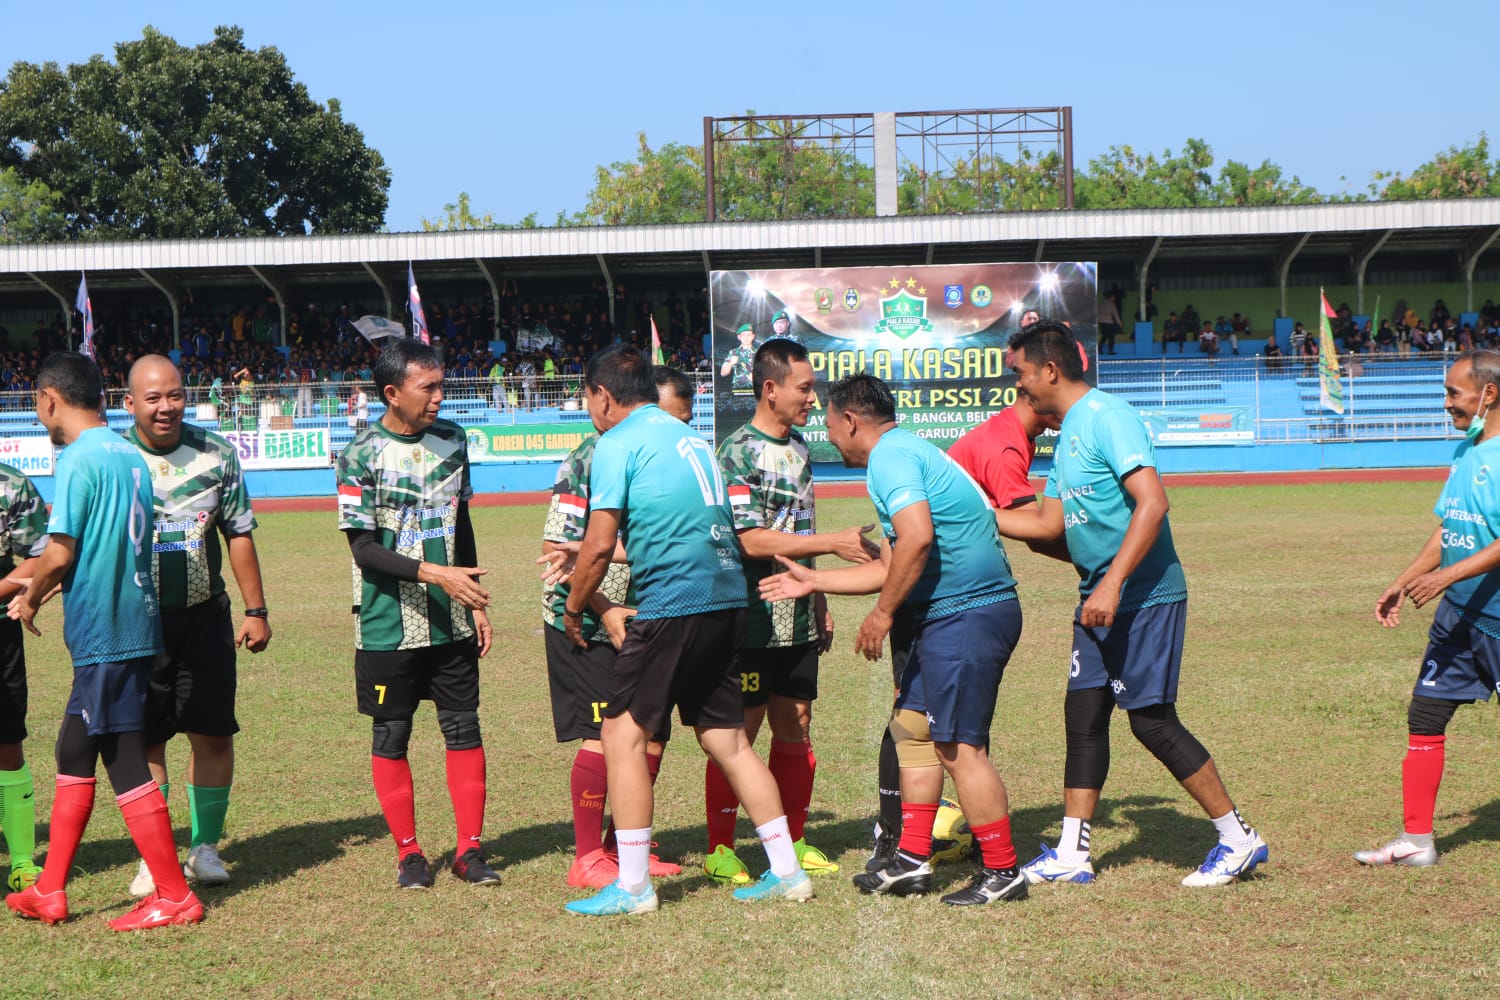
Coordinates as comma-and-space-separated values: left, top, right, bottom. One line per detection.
1430, 299, 1451, 330
1375, 320, 1398, 354
1262, 336, 1283, 372
1098, 295, 1122, 355
1198, 321, 1219, 357
1180, 304, 1201, 338
1163, 312, 1186, 352
516, 354, 538, 411
1290, 322, 1308, 357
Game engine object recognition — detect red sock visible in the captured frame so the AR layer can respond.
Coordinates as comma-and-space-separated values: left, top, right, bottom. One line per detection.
1402, 734, 1446, 835
646, 751, 663, 785
971, 815, 1018, 870
118, 781, 191, 900
446, 747, 487, 854
705, 759, 740, 851
371, 755, 421, 859
36, 775, 95, 895
897, 801, 939, 860
570, 748, 609, 858
769, 740, 816, 842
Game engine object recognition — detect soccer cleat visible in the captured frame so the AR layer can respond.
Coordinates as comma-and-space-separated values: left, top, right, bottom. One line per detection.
1181, 833, 1269, 887
564, 879, 659, 916
567, 848, 619, 889
704, 844, 751, 885
7, 862, 41, 892
1020, 843, 1097, 885
732, 868, 814, 903
6, 885, 69, 925
107, 890, 204, 931
129, 859, 155, 898
866, 827, 899, 873
941, 866, 1028, 906
647, 843, 682, 877
794, 838, 840, 875
183, 844, 231, 886
397, 853, 434, 890
1353, 837, 1439, 868
851, 856, 932, 896
451, 848, 501, 886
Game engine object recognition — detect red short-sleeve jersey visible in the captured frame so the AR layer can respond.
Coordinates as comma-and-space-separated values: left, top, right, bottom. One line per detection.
947, 407, 1037, 509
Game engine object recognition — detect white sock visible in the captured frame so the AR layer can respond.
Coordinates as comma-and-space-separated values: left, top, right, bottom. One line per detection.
1402, 830, 1434, 848
1211, 808, 1255, 848
615, 827, 652, 892
756, 816, 799, 879
1056, 817, 1091, 864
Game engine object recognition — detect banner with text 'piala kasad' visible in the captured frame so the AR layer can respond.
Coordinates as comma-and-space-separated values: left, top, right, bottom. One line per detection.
710, 263, 1097, 463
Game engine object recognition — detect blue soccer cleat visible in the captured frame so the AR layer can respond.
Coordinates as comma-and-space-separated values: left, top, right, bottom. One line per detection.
1181, 834, 1268, 887
731, 868, 814, 903
1020, 842, 1096, 885
564, 879, 659, 916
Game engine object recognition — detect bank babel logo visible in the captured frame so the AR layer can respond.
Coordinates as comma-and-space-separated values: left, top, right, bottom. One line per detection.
815, 288, 834, 313
874, 289, 934, 340
970, 284, 993, 307
943, 285, 964, 309
843, 287, 862, 311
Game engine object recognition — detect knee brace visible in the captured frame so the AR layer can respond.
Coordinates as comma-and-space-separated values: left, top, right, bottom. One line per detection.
1063, 687, 1113, 790
888, 709, 939, 769
371, 717, 413, 760
1127, 703, 1210, 781
1408, 695, 1461, 737
437, 708, 482, 751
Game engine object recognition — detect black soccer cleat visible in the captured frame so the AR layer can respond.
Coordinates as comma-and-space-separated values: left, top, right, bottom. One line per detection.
852, 855, 932, 896
451, 848, 502, 887
865, 829, 899, 873
397, 853, 434, 890
940, 865, 1028, 906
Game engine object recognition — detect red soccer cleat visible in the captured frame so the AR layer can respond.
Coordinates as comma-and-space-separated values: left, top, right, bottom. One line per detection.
566, 847, 619, 889
647, 851, 682, 877
108, 890, 204, 932
6, 885, 69, 925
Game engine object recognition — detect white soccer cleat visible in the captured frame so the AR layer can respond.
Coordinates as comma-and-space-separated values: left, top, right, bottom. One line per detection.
129, 859, 155, 898
1353, 837, 1438, 868
183, 843, 231, 885
1182, 833, 1268, 887
1020, 843, 1096, 885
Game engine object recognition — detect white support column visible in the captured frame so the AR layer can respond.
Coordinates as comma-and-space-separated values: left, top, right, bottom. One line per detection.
873, 112, 898, 218
1275, 233, 1311, 318
1462, 226, 1500, 312
1353, 230, 1391, 314
247, 266, 288, 347
475, 258, 502, 335
361, 262, 394, 319
25, 272, 74, 347
1135, 238, 1162, 322
597, 254, 614, 328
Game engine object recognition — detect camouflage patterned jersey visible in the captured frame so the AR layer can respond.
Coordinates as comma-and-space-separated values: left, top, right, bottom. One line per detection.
717, 422, 816, 648
542, 435, 635, 644
125, 423, 257, 612
722, 345, 756, 391
337, 418, 474, 651
0, 461, 48, 579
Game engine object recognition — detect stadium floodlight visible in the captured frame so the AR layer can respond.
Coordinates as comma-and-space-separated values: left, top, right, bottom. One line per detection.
745, 277, 768, 298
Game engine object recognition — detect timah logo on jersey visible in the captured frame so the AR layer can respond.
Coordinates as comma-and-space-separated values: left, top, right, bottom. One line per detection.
874, 289, 934, 340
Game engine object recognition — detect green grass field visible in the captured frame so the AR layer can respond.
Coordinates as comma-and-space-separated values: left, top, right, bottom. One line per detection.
5, 482, 1500, 999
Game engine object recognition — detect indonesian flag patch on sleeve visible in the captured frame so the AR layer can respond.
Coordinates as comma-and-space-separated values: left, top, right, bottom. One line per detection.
728, 485, 752, 507
338, 484, 363, 507
557, 493, 587, 518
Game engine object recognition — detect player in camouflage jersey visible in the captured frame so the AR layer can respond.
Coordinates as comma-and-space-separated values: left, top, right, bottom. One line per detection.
121, 356, 272, 896
540, 369, 695, 889
719, 323, 757, 393
704, 338, 878, 885
0, 462, 48, 892
337, 338, 498, 890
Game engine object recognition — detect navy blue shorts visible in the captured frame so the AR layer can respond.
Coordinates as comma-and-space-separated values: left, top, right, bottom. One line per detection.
1070, 600, 1186, 710
66, 657, 152, 736
894, 598, 1021, 745
1414, 598, 1500, 702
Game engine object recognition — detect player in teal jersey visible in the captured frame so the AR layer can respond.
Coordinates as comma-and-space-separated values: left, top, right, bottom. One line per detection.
1001, 321, 1266, 888
337, 338, 498, 890
562, 344, 811, 915
6, 352, 204, 931
760, 374, 1029, 906
0, 462, 49, 891
122, 355, 271, 896
704, 338, 876, 885
1357, 350, 1500, 869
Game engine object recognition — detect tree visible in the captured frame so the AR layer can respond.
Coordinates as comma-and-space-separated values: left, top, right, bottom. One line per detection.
0, 25, 390, 238
423, 192, 500, 231
0, 167, 65, 242
899, 148, 1067, 214
1213, 159, 1324, 207
574, 134, 706, 226
1374, 135, 1500, 200
1074, 139, 1220, 209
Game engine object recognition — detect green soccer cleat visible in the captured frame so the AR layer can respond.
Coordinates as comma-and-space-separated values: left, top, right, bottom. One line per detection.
794, 838, 840, 875
7, 862, 41, 893
704, 844, 751, 885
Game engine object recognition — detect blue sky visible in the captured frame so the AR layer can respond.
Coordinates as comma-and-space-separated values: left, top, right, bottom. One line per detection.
4, 1, 1495, 232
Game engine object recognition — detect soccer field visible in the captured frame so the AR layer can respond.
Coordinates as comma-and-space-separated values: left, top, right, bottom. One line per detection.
7, 482, 1500, 999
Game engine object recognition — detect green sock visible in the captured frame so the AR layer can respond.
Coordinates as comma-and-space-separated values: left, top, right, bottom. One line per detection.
0, 763, 36, 868
187, 783, 231, 847
160, 781, 170, 802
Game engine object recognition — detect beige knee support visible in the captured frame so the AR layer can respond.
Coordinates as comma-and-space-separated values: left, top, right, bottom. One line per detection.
889, 709, 940, 769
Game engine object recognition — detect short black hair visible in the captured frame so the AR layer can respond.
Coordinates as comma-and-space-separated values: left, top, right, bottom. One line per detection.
1008, 319, 1084, 381
586, 342, 657, 406
652, 365, 693, 403
751, 338, 809, 400
374, 338, 443, 396
36, 351, 103, 408
828, 373, 896, 423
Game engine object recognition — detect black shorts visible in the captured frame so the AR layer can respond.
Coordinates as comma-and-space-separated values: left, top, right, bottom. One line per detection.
0, 619, 26, 745
605, 609, 746, 737
355, 639, 479, 719
890, 607, 915, 691
739, 642, 819, 707
146, 592, 240, 745
543, 625, 671, 744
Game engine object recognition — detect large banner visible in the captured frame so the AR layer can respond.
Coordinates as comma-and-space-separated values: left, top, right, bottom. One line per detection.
222, 429, 331, 470
710, 263, 1097, 462
0, 437, 56, 477
465, 421, 594, 464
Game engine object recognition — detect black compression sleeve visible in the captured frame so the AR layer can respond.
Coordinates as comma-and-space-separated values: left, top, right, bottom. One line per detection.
347, 529, 422, 581
455, 501, 477, 567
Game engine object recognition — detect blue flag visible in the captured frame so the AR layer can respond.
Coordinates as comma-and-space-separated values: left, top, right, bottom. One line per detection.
408, 263, 429, 345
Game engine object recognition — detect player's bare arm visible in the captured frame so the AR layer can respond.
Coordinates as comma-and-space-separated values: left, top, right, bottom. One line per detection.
736, 523, 877, 564
1081, 467, 1168, 630
471, 608, 493, 657
564, 507, 620, 647
1405, 533, 1500, 610
856, 504, 932, 662
7, 533, 75, 636
759, 538, 892, 601
995, 495, 1065, 546
1376, 526, 1443, 627
226, 532, 272, 652
0, 555, 40, 604
814, 591, 835, 653
537, 537, 628, 587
